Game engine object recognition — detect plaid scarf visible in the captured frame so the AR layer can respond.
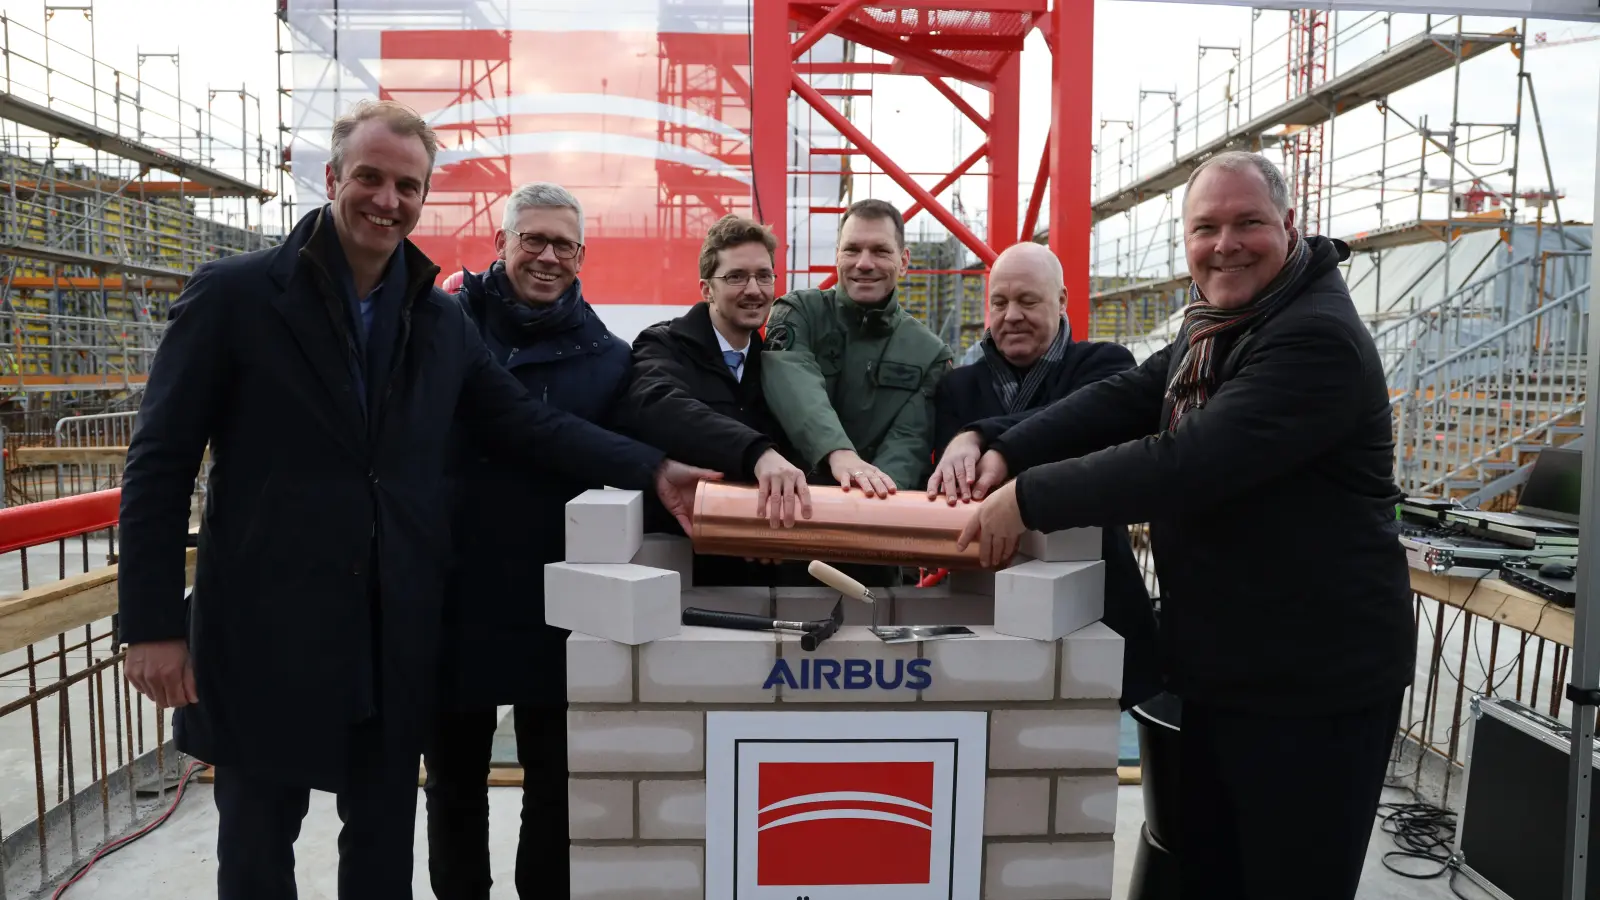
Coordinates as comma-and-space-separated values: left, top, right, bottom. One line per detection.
981, 317, 1070, 414
1165, 237, 1310, 430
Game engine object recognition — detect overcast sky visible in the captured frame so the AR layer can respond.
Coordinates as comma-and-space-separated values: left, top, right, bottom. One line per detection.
8, 0, 1595, 275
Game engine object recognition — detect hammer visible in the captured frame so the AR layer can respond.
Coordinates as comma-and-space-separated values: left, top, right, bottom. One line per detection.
681, 597, 845, 651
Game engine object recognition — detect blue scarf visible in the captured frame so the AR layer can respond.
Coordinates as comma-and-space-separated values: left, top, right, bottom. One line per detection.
484, 262, 588, 348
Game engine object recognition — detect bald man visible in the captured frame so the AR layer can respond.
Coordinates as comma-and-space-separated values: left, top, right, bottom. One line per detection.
929, 242, 1160, 710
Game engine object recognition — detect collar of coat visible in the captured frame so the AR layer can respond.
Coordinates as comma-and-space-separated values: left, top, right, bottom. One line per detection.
270, 205, 442, 305
833, 287, 903, 337
671, 300, 763, 366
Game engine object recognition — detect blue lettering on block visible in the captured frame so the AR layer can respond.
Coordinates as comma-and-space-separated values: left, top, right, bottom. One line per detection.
905, 659, 932, 690
763, 658, 933, 691
762, 659, 798, 691
814, 659, 842, 689
843, 659, 872, 689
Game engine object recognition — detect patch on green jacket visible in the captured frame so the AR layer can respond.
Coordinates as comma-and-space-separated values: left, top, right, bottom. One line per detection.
875, 360, 924, 390
764, 322, 793, 351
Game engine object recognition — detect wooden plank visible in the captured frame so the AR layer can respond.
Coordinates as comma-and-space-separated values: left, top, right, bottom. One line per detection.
0, 548, 196, 654
12, 446, 130, 468
1410, 566, 1575, 648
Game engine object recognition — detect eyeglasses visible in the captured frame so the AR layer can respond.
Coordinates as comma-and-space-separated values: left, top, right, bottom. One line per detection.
510, 231, 583, 259
710, 270, 777, 287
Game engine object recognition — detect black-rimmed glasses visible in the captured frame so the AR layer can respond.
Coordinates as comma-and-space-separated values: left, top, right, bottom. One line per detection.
710, 270, 777, 287
511, 231, 583, 259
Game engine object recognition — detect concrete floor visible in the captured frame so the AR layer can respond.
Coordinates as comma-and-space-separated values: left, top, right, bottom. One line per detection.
40, 781, 1475, 899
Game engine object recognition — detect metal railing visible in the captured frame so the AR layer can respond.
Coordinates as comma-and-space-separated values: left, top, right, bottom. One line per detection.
1392, 281, 1588, 495
0, 491, 192, 899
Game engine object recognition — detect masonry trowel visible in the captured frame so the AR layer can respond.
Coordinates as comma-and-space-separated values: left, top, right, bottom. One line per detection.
806, 560, 977, 644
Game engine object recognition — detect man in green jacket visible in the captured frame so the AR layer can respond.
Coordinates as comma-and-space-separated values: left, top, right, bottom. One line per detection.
762, 199, 954, 495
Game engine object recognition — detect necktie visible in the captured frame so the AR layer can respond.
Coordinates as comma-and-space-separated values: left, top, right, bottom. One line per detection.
722, 349, 744, 374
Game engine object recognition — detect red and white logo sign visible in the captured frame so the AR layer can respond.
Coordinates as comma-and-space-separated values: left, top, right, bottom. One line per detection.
706, 711, 987, 900
756, 761, 935, 886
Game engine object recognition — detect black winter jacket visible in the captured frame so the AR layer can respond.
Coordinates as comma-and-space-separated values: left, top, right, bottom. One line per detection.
973, 237, 1414, 712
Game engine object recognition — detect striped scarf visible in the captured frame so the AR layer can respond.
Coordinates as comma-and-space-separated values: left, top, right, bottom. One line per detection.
981, 317, 1070, 414
1165, 237, 1310, 430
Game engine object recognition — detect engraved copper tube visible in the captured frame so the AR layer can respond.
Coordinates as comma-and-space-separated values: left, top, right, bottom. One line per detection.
689, 481, 992, 570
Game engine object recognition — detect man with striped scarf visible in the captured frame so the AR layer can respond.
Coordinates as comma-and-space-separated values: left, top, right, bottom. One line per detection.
931, 151, 1413, 900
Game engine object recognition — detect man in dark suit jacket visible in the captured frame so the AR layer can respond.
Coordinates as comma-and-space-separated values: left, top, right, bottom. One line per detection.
928, 241, 1160, 711
115, 100, 712, 900
613, 214, 811, 586
942, 152, 1413, 900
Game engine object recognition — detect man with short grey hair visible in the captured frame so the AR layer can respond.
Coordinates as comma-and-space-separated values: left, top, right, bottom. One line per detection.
424, 180, 629, 899
935, 150, 1413, 898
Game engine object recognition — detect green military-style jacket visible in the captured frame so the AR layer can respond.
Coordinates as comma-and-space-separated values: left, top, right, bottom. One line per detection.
760, 287, 955, 490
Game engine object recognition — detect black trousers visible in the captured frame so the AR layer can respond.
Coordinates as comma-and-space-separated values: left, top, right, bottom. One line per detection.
212, 723, 421, 900
422, 704, 567, 900
1177, 691, 1403, 900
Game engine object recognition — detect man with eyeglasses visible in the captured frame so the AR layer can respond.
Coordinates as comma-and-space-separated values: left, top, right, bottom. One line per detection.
762, 199, 954, 503
614, 214, 812, 585
423, 182, 636, 899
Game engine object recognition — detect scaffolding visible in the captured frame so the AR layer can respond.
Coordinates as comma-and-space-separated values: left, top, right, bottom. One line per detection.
0, 2, 275, 429
1078, 11, 1585, 344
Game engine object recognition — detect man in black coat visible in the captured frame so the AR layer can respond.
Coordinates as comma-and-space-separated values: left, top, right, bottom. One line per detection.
115, 102, 713, 900
613, 214, 812, 587
928, 241, 1160, 712
938, 152, 1414, 900
423, 182, 633, 899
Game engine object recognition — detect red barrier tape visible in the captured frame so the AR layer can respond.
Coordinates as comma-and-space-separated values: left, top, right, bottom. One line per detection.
0, 489, 121, 554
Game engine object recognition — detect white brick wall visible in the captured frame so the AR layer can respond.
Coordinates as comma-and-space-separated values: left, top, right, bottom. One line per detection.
570, 845, 704, 900
994, 560, 1105, 641
984, 841, 1115, 900
989, 708, 1122, 770
567, 710, 704, 773
546, 562, 680, 645
632, 533, 694, 587
566, 633, 633, 703
1059, 622, 1124, 701
983, 777, 1051, 836
568, 779, 633, 839
775, 586, 876, 626
775, 627, 923, 702
639, 626, 777, 704
1054, 775, 1118, 835
639, 779, 706, 840
920, 628, 1055, 702
890, 591, 994, 626
566, 489, 644, 563
1019, 527, 1101, 563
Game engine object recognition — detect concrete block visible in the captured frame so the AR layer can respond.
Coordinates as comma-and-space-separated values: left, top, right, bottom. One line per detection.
994, 560, 1104, 641
565, 489, 643, 563
775, 586, 876, 627
891, 590, 994, 627
989, 708, 1121, 770
1020, 527, 1101, 562
946, 567, 996, 597
632, 533, 694, 586
983, 776, 1051, 836
571, 845, 704, 900
679, 586, 771, 617
921, 627, 1054, 702
567, 779, 633, 839
639, 779, 706, 839
567, 710, 704, 773
775, 627, 924, 703
640, 626, 778, 703
566, 632, 633, 703
1054, 775, 1118, 834
1059, 622, 1124, 701
984, 840, 1115, 900
545, 562, 680, 645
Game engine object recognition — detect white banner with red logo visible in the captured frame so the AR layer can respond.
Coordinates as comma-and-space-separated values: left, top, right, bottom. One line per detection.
705, 710, 987, 900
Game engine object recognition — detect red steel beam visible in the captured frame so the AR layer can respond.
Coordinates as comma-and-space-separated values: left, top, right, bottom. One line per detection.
752, 1, 791, 287
987, 54, 1021, 261
924, 76, 990, 132
791, 0, 872, 61
1050, 0, 1094, 338
789, 6, 996, 88
1020, 134, 1051, 243
0, 488, 121, 554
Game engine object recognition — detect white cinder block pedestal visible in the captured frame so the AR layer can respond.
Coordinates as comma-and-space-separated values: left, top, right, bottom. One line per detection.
545, 562, 680, 645
994, 559, 1105, 641
565, 488, 644, 563
566, 584, 1123, 900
